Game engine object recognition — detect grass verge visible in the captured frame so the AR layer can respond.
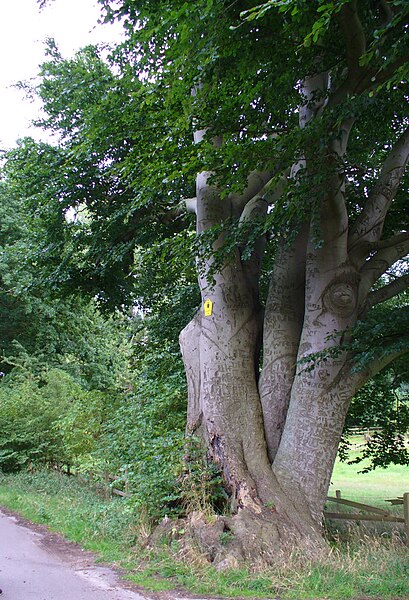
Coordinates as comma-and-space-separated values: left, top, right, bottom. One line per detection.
0, 469, 407, 599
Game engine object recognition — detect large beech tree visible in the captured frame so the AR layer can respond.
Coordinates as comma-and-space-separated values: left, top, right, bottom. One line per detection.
9, 0, 409, 559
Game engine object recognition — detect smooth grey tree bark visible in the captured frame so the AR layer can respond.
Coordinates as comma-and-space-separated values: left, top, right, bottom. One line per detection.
179, 3, 409, 561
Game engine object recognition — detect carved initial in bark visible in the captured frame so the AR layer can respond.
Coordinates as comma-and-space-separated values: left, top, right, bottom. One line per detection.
177, 3, 409, 562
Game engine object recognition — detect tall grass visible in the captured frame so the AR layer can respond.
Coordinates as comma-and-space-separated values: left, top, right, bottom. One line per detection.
126, 533, 408, 599
0, 470, 141, 560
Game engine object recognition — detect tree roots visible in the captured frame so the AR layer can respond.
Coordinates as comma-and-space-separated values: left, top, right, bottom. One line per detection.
147, 507, 325, 570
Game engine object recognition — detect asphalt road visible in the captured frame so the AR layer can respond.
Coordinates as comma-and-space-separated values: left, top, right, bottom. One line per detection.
0, 508, 150, 600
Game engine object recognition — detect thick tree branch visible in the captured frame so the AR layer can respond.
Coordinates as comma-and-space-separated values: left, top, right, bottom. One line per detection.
367, 273, 409, 308
237, 196, 269, 303
259, 225, 308, 462
318, 119, 355, 246
369, 55, 409, 89
184, 197, 197, 214
297, 71, 350, 252
330, 3, 408, 105
329, 1, 367, 107
351, 231, 409, 270
351, 346, 409, 393
338, 1, 366, 80
235, 171, 289, 224
239, 196, 269, 224
192, 85, 276, 220
319, 183, 349, 251
372, 231, 409, 251
299, 72, 330, 126
342, 54, 409, 100
230, 170, 274, 215
237, 173, 293, 303
359, 237, 409, 301
263, 170, 290, 205
349, 125, 409, 261
332, 117, 355, 158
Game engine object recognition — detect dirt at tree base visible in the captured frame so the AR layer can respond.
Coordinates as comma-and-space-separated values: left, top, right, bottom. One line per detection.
148, 509, 325, 570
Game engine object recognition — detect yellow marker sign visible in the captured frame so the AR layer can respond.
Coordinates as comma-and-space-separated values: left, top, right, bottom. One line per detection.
204, 299, 213, 316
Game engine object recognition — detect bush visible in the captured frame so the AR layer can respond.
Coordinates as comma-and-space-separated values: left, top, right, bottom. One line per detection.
96, 351, 187, 520
0, 367, 106, 472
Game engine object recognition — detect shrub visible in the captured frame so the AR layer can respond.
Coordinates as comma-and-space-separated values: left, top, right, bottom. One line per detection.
0, 367, 106, 472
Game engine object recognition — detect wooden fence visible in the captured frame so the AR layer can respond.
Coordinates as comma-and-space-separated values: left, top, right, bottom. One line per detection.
104, 471, 130, 498
76, 470, 409, 543
324, 490, 409, 542
76, 470, 130, 498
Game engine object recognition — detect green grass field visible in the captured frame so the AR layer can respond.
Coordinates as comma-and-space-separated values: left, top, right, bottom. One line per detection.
330, 436, 408, 507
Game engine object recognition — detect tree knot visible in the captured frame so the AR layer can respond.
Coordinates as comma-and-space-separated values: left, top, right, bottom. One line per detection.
323, 269, 359, 317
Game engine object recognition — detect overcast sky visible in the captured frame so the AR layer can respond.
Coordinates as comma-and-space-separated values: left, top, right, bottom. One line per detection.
0, 0, 123, 149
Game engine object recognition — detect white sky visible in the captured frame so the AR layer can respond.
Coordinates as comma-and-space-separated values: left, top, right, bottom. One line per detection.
0, 0, 123, 149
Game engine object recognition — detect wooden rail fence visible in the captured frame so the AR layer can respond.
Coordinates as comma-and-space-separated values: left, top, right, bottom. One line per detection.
324, 490, 409, 543
76, 470, 409, 543
77, 470, 130, 498
104, 471, 130, 498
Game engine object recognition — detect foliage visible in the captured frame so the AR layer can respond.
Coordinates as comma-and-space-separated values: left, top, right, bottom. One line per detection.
340, 363, 409, 473
5, 0, 407, 354
1, 115, 193, 509
0, 171, 189, 510
0, 367, 105, 472
97, 341, 187, 519
0, 0, 408, 543
347, 363, 408, 427
0, 179, 133, 386
0, 303, 189, 516
5, 39, 196, 309
8, 0, 406, 355
178, 435, 228, 515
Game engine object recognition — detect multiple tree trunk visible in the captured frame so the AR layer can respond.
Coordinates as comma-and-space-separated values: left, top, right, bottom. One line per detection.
179, 55, 409, 560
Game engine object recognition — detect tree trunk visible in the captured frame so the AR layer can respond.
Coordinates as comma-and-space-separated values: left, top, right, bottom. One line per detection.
177, 119, 366, 560
270, 232, 360, 520
272, 361, 356, 523
259, 229, 307, 462
179, 183, 327, 563
179, 264, 326, 562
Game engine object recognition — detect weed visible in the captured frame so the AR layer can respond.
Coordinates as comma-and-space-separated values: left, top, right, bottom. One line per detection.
219, 530, 234, 546
178, 436, 228, 516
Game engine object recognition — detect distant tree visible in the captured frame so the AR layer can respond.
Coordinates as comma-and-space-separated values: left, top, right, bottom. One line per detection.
341, 357, 409, 470
0, 180, 132, 389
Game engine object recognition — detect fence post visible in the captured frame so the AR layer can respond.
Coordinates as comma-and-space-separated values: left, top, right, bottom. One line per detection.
335, 489, 342, 510
103, 472, 111, 499
403, 492, 409, 545
124, 467, 129, 497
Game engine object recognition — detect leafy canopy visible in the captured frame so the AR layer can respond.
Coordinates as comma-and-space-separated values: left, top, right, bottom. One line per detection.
3, 0, 408, 475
